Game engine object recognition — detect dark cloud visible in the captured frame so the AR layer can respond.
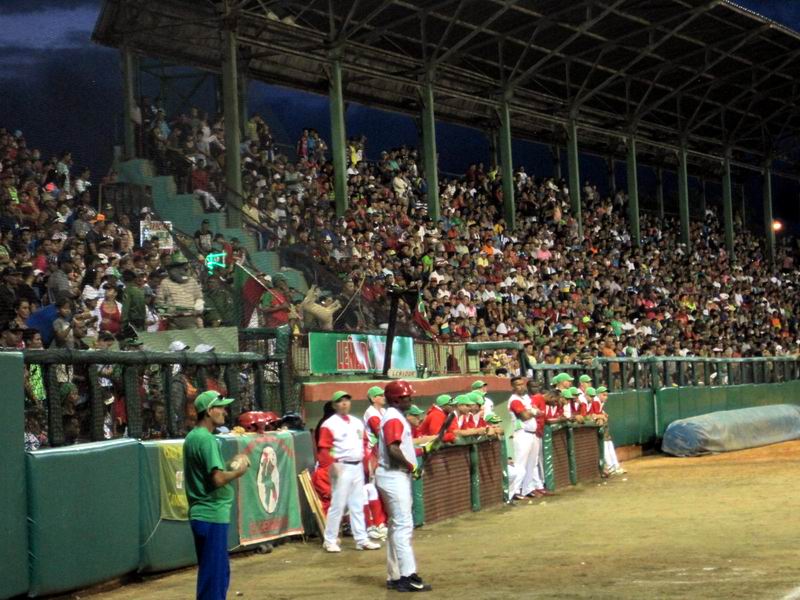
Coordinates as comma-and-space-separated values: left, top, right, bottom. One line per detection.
0, 0, 99, 15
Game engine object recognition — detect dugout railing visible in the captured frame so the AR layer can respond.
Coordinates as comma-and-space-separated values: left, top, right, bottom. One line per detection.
20, 348, 283, 447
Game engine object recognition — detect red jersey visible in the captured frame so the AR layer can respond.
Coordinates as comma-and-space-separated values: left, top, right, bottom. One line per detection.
418, 405, 456, 443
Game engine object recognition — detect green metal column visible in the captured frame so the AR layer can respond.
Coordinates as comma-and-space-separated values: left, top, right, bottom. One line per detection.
329, 56, 348, 216
238, 75, 248, 139
607, 156, 616, 194
469, 443, 481, 511
626, 134, 640, 247
677, 142, 690, 245
763, 161, 775, 263
121, 47, 137, 159
421, 73, 440, 221
221, 25, 242, 227
499, 96, 515, 229
567, 117, 583, 236
656, 166, 665, 220
722, 151, 735, 258
553, 144, 562, 180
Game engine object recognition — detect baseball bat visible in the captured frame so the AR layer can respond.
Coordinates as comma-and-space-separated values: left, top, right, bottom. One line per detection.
420, 410, 456, 467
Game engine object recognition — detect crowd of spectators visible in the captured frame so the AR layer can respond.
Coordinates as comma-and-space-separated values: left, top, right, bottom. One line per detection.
5, 99, 800, 447
152, 106, 800, 371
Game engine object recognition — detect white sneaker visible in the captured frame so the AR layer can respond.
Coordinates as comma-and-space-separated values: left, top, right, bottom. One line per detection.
376, 524, 388, 536
356, 540, 381, 550
367, 526, 383, 540
323, 541, 342, 553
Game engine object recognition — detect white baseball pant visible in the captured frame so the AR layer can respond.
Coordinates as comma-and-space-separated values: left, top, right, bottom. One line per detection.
324, 462, 368, 545
375, 467, 416, 580
511, 430, 543, 496
604, 441, 620, 469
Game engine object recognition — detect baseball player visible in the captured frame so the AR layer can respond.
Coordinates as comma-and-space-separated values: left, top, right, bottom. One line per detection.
550, 373, 575, 418
508, 377, 546, 500
405, 404, 425, 437
575, 374, 593, 417
316, 390, 381, 552
376, 380, 432, 592
363, 386, 389, 540
471, 380, 494, 417
592, 386, 626, 475
418, 394, 457, 442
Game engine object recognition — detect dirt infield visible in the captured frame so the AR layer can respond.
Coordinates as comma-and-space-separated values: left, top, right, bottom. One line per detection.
92, 441, 800, 600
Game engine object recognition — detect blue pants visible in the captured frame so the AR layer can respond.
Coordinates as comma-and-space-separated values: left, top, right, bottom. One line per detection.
190, 520, 230, 600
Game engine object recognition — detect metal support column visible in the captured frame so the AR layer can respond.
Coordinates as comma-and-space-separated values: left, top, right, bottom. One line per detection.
607, 156, 616, 195
567, 118, 583, 236
722, 151, 735, 258
763, 161, 775, 263
499, 96, 515, 229
121, 47, 137, 159
488, 128, 499, 168
329, 55, 348, 216
421, 72, 440, 221
221, 25, 242, 226
626, 134, 640, 247
656, 166, 665, 220
699, 178, 707, 216
553, 144, 562, 180
238, 75, 248, 139
677, 142, 690, 245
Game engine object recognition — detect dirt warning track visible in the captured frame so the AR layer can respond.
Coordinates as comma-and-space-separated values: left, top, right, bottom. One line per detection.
92, 441, 800, 600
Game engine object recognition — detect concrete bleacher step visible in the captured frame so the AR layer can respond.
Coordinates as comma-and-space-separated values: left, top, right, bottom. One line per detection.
117, 159, 309, 292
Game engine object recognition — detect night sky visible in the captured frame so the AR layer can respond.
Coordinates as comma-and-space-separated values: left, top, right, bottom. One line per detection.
1, 0, 799, 229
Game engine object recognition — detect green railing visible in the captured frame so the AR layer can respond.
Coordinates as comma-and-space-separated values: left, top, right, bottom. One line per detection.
22, 348, 279, 447
596, 356, 800, 392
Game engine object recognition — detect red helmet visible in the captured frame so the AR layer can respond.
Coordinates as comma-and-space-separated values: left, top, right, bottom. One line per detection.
261, 411, 282, 430
384, 380, 415, 401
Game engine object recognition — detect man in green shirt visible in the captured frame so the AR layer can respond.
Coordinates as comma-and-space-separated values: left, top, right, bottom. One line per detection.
184, 390, 249, 600
121, 270, 147, 330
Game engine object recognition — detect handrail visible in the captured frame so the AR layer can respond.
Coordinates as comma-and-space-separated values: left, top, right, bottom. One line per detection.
22, 349, 269, 365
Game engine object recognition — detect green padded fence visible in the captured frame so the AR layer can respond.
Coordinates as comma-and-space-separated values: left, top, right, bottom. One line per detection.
654, 380, 800, 436
605, 390, 656, 446
26, 439, 141, 597
0, 352, 28, 600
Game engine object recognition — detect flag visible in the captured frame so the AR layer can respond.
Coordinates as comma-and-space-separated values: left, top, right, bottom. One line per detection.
234, 264, 268, 328
237, 432, 304, 545
158, 441, 189, 521
412, 291, 437, 340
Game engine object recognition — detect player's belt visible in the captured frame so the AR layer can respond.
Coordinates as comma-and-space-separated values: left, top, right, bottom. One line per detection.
520, 429, 536, 434
338, 460, 361, 465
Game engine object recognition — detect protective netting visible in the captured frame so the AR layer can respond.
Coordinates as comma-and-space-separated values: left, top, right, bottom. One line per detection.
661, 404, 800, 457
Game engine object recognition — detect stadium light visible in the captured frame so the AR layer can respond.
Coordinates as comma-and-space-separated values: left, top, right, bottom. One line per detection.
772, 220, 783, 232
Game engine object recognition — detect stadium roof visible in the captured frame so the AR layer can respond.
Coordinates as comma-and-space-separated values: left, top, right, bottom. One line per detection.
93, 0, 800, 175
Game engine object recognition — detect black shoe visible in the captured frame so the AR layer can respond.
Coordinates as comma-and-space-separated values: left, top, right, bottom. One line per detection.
395, 574, 432, 592
387, 579, 400, 590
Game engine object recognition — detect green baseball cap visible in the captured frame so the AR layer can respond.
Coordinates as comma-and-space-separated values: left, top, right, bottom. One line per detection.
331, 390, 351, 402
579, 374, 592, 383
405, 404, 425, 417
550, 373, 574, 385
586, 387, 597, 397
454, 394, 473, 405
195, 390, 234, 413
367, 386, 384, 400
435, 394, 454, 406
596, 386, 608, 394
471, 380, 487, 391
485, 414, 502, 424
468, 391, 484, 406
560, 387, 579, 399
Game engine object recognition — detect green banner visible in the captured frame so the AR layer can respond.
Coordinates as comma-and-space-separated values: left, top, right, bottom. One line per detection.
237, 433, 304, 545
308, 332, 416, 377
158, 441, 189, 521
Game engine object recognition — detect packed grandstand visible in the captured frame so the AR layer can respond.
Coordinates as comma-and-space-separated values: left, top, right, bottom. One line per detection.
2, 102, 799, 448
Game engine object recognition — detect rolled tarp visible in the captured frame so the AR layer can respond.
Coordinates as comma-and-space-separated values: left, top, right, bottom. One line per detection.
662, 404, 800, 457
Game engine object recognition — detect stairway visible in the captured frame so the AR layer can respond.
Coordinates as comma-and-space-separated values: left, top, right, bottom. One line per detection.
116, 159, 308, 292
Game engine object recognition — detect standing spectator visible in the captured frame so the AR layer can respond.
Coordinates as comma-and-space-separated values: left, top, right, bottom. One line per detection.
121, 269, 147, 331
96, 283, 122, 336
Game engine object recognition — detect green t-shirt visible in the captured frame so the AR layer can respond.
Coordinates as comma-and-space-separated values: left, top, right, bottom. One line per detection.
183, 427, 234, 523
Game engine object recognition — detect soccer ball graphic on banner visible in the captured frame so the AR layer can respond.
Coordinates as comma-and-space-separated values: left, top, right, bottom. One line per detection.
257, 446, 281, 513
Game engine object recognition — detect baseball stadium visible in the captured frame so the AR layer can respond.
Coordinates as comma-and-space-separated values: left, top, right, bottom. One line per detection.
2, 0, 800, 598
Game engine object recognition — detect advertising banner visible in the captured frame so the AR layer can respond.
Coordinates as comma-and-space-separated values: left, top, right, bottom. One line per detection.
308, 332, 416, 377
236, 432, 304, 545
